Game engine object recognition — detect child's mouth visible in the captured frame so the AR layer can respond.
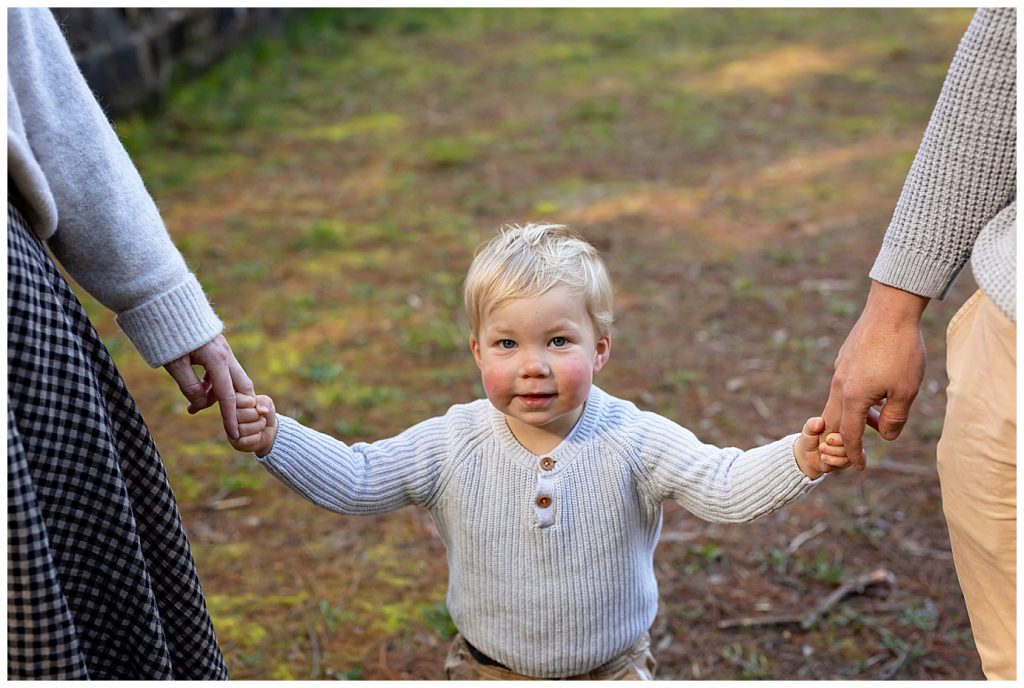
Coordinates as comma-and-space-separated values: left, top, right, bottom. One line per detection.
518, 393, 555, 407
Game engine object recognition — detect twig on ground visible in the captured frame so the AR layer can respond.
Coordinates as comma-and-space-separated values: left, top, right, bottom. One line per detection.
801, 568, 896, 629
717, 568, 896, 631
660, 530, 700, 543
379, 641, 398, 680
209, 496, 252, 511
787, 522, 828, 554
307, 622, 321, 679
717, 612, 805, 629
877, 640, 913, 680
751, 396, 772, 420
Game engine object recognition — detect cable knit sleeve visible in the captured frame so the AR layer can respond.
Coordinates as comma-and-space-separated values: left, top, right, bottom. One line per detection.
869, 8, 1016, 310
6, 8, 222, 366
635, 412, 820, 523
256, 414, 451, 514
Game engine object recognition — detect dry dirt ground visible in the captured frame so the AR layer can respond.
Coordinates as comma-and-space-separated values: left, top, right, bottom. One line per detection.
80, 8, 985, 680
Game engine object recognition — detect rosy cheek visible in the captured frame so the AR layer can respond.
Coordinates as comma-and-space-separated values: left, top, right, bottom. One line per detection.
557, 361, 592, 398
478, 365, 508, 399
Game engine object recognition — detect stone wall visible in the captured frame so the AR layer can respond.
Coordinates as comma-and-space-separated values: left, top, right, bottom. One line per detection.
52, 8, 296, 116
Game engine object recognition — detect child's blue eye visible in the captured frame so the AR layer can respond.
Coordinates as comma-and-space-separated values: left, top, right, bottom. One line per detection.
499, 339, 516, 349
550, 337, 567, 347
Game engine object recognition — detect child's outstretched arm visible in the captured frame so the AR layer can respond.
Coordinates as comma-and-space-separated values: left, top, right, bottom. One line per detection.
793, 417, 850, 479
230, 393, 278, 457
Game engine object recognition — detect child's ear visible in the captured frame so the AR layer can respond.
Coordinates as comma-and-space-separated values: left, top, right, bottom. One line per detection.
593, 335, 612, 373
469, 334, 483, 369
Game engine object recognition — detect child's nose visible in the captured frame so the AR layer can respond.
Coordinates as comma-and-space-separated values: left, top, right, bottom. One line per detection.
520, 352, 550, 377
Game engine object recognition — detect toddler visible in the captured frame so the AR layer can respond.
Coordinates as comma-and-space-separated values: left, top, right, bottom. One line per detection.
230, 223, 850, 680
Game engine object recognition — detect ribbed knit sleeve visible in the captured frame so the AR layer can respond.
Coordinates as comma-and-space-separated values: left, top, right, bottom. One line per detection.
7, 8, 223, 365
869, 8, 1016, 321
257, 414, 450, 514
634, 412, 820, 523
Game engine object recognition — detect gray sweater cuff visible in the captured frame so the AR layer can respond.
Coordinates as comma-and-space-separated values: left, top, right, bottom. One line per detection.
868, 245, 963, 301
115, 274, 223, 367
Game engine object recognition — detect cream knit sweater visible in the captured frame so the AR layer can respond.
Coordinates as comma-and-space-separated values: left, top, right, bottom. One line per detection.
258, 385, 820, 677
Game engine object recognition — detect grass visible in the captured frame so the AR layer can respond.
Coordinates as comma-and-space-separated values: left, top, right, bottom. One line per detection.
87, 7, 980, 680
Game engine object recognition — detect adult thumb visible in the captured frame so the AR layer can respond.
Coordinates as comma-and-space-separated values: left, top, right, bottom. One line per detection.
164, 355, 209, 409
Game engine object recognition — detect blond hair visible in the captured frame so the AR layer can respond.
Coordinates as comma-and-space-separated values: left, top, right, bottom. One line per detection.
463, 223, 613, 337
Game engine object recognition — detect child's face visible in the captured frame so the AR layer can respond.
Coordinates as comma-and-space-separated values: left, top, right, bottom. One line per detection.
470, 285, 611, 446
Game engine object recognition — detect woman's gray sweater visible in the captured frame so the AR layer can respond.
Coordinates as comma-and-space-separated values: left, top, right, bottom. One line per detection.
7, 8, 222, 365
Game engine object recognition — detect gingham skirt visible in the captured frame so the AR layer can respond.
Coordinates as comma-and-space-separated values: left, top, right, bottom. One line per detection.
6, 194, 228, 679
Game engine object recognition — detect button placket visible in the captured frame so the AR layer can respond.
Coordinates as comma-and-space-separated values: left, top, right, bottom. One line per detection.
533, 472, 557, 528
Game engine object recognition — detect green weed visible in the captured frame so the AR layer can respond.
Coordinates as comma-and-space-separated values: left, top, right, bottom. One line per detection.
794, 550, 845, 585
683, 542, 725, 574
423, 134, 492, 168
571, 96, 621, 123
302, 361, 346, 384
335, 665, 365, 680
900, 600, 938, 632
422, 602, 458, 640
333, 419, 374, 438
663, 369, 699, 390
823, 292, 857, 318
721, 642, 771, 680
292, 220, 352, 251
318, 599, 354, 632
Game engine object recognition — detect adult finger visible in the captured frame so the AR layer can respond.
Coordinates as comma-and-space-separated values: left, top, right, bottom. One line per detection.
209, 368, 239, 440
821, 383, 843, 433
838, 396, 873, 471
229, 356, 255, 397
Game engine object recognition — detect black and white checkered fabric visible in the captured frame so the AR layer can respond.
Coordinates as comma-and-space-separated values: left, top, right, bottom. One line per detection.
7, 194, 229, 680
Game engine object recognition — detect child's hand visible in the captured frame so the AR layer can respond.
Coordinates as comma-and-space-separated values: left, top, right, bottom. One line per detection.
231, 393, 278, 457
793, 416, 851, 479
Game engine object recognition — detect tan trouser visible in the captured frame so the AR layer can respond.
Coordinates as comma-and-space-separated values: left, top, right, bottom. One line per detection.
444, 632, 656, 680
936, 290, 1016, 680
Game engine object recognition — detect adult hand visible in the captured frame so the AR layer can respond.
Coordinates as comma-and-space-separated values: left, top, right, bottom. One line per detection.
822, 281, 929, 470
163, 334, 255, 440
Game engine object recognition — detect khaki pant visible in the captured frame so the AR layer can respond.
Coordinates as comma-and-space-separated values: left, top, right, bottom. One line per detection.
936, 290, 1016, 680
444, 632, 656, 680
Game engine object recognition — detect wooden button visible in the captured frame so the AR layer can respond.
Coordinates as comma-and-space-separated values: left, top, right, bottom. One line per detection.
540, 457, 555, 471
535, 496, 552, 509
